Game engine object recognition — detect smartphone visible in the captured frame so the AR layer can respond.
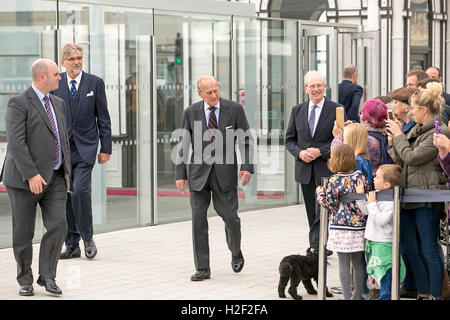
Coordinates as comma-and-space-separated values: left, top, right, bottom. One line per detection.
435, 120, 441, 134
336, 107, 345, 128
387, 109, 394, 121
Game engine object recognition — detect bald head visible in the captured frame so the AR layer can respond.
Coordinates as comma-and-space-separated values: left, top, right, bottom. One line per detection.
426, 66, 442, 81
31, 58, 61, 94
197, 75, 220, 107
197, 75, 219, 92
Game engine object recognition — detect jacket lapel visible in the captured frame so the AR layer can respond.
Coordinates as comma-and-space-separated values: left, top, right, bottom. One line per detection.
303, 101, 313, 138
74, 71, 90, 122
217, 98, 230, 131
27, 87, 55, 138
50, 95, 65, 140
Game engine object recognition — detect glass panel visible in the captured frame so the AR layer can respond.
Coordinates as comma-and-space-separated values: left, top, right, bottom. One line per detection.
235, 17, 298, 210
154, 11, 231, 223
58, 2, 154, 232
0, 0, 57, 248
303, 31, 334, 100
410, 11, 429, 47
355, 38, 374, 101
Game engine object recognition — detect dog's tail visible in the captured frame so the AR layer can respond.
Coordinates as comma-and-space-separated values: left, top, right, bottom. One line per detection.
279, 261, 292, 277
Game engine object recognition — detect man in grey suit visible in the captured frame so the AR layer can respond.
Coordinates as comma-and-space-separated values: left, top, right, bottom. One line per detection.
0, 59, 72, 296
175, 75, 254, 281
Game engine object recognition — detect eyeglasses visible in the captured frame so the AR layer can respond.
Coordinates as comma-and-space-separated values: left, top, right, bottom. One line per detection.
306, 84, 324, 89
65, 56, 83, 62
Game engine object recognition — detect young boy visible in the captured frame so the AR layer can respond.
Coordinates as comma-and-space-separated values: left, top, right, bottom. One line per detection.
355, 164, 406, 300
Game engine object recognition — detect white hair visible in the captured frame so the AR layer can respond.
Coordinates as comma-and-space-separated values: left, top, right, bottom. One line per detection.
304, 70, 326, 86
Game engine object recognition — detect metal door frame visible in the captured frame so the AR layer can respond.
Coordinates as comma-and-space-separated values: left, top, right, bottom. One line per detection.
350, 30, 381, 99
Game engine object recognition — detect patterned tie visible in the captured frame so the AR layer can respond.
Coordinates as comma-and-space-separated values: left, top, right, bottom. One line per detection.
309, 104, 318, 136
43, 96, 60, 168
207, 106, 218, 141
70, 80, 77, 98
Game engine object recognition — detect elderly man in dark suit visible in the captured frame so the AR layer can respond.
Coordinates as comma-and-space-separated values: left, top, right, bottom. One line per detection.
285, 70, 341, 254
52, 43, 112, 260
338, 64, 363, 122
175, 75, 254, 281
1, 59, 72, 296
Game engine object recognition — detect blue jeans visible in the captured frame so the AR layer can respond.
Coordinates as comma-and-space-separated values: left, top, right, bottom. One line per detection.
379, 269, 392, 300
400, 207, 443, 298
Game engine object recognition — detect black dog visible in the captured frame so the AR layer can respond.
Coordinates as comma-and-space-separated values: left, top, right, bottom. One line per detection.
278, 250, 333, 300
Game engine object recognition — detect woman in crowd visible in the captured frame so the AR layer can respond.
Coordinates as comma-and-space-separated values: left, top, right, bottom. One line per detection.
386, 82, 450, 300
388, 87, 417, 137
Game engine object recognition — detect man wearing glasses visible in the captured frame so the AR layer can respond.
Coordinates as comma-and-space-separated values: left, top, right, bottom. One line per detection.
285, 70, 341, 255
53, 43, 112, 260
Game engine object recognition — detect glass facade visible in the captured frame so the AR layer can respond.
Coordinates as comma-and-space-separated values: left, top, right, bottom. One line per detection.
0, 1, 361, 249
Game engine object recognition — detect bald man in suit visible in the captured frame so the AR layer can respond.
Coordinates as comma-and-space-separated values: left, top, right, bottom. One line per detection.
175, 75, 254, 281
1, 59, 72, 296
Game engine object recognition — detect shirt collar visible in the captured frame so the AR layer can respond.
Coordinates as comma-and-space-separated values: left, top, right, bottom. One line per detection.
309, 97, 325, 109
31, 83, 47, 102
67, 70, 83, 87
204, 100, 220, 111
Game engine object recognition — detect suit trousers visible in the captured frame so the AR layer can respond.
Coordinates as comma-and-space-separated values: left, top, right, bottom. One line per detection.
300, 168, 321, 247
7, 168, 67, 285
190, 166, 241, 270
65, 145, 95, 248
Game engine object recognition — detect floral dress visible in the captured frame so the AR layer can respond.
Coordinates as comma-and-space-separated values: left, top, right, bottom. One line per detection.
317, 171, 370, 252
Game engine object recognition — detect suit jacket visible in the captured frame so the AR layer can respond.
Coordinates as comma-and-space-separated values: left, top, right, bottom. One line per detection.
174, 98, 254, 192
0, 87, 72, 191
285, 98, 341, 185
52, 71, 112, 165
338, 79, 363, 122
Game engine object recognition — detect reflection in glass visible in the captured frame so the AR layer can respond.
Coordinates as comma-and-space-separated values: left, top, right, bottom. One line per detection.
154, 12, 231, 223
0, 0, 57, 248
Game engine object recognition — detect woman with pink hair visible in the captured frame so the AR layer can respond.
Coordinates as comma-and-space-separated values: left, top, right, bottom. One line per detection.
360, 99, 390, 176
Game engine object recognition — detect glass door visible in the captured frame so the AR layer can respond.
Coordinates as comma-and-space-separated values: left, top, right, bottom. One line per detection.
153, 11, 232, 224
301, 26, 338, 102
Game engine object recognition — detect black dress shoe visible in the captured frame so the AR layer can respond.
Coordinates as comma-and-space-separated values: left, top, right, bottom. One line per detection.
59, 247, 81, 259
231, 251, 245, 273
37, 276, 62, 295
19, 284, 34, 296
190, 269, 211, 281
84, 239, 97, 259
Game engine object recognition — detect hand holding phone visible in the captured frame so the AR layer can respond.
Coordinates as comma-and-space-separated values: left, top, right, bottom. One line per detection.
435, 121, 440, 134
387, 109, 394, 121
336, 107, 345, 128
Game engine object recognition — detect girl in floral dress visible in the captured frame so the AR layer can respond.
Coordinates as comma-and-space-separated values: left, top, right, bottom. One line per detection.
316, 144, 370, 300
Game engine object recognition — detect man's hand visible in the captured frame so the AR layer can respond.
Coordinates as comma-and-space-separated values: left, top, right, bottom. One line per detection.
28, 174, 47, 195
300, 148, 321, 163
306, 147, 321, 160
98, 153, 111, 164
239, 171, 252, 187
176, 179, 188, 193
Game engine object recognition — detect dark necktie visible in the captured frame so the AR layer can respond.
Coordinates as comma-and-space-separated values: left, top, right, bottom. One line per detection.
70, 80, 77, 98
309, 104, 318, 136
207, 106, 218, 141
43, 96, 60, 168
